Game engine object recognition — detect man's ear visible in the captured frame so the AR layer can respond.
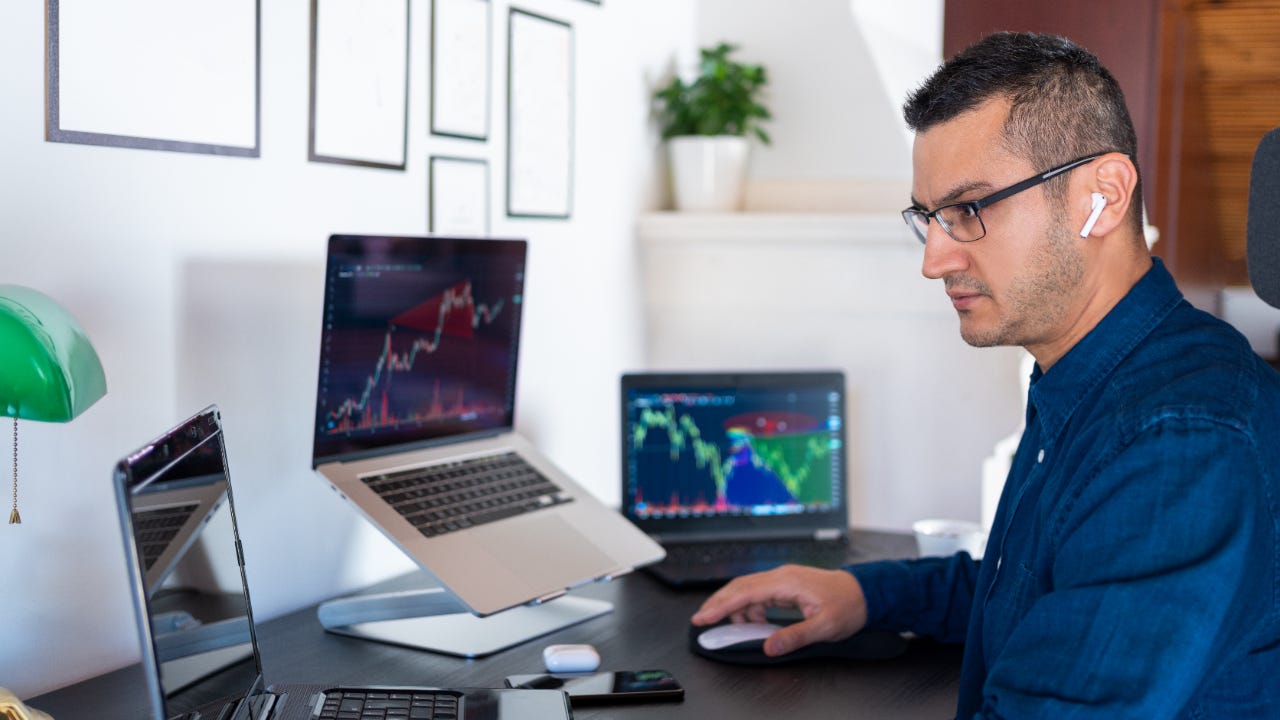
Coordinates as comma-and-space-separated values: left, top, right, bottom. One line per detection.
1077, 152, 1138, 238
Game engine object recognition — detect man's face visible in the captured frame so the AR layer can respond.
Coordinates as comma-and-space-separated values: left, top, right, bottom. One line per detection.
911, 99, 1085, 352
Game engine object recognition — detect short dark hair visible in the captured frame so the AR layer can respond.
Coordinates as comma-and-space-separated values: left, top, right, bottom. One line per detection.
905, 32, 1142, 233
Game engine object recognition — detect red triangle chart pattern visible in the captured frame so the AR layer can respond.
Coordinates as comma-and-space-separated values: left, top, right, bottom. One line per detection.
391, 280, 476, 339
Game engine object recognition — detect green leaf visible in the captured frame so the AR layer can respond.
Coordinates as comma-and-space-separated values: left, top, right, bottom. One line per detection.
652, 43, 770, 142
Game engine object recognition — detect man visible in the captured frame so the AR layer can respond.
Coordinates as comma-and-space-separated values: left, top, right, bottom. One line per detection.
692, 32, 1280, 718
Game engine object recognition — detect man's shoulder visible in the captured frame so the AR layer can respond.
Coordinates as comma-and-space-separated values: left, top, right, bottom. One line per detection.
1108, 299, 1277, 430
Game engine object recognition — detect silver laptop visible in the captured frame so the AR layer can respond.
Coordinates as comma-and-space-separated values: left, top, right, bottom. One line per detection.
115, 406, 573, 720
311, 234, 664, 618
620, 370, 858, 587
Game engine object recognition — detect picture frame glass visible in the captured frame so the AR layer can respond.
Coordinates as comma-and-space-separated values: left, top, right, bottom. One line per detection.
506, 10, 573, 219
430, 157, 490, 236
431, 0, 490, 140
49, 0, 260, 155
310, 0, 410, 169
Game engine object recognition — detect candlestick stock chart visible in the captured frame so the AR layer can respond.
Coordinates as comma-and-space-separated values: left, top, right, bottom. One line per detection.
313, 241, 526, 459
323, 280, 507, 434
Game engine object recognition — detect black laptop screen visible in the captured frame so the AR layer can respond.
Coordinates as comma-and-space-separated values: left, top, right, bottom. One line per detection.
313, 235, 526, 463
621, 372, 847, 533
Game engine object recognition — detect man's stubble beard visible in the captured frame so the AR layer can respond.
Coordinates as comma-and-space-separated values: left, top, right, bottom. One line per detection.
957, 206, 1085, 349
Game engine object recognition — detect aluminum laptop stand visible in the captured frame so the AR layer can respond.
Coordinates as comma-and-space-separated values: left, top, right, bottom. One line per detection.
316, 582, 613, 657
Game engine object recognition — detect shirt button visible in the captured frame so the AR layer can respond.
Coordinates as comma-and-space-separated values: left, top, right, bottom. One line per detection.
1037, 448, 1045, 463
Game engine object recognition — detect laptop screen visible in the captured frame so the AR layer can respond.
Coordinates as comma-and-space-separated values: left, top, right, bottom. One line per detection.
115, 406, 268, 720
312, 235, 527, 463
620, 371, 848, 537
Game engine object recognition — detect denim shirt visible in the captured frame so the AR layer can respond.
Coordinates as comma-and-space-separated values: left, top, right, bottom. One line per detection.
849, 259, 1280, 719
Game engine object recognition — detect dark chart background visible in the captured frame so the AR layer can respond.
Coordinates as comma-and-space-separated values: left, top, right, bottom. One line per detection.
626, 387, 841, 519
314, 239, 524, 459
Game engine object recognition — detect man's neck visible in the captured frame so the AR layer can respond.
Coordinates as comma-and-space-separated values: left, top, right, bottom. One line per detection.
1028, 251, 1153, 372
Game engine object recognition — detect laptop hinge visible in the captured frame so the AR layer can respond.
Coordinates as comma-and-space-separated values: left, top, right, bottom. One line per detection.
814, 528, 843, 541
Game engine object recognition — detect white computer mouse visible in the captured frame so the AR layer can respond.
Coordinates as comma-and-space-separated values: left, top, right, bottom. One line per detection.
696, 622, 782, 651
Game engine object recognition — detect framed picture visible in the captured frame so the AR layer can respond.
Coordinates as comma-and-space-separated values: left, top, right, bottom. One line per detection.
309, 0, 410, 170
505, 9, 573, 219
46, 0, 260, 157
431, 0, 490, 140
429, 156, 490, 236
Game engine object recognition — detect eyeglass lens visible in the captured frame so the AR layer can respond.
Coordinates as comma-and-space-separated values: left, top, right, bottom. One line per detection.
904, 205, 985, 244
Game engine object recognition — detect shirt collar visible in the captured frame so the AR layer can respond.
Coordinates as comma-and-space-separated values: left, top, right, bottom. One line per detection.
1026, 257, 1183, 439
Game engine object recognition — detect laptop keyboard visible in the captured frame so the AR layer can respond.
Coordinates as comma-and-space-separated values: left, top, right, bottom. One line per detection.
363, 452, 572, 539
317, 689, 461, 720
133, 503, 199, 571
664, 537, 850, 565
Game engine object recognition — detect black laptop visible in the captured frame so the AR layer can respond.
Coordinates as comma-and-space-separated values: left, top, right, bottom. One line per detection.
620, 371, 859, 588
114, 405, 573, 720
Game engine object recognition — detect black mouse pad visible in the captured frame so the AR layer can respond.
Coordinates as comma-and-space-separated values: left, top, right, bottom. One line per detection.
688, 621, 908, 665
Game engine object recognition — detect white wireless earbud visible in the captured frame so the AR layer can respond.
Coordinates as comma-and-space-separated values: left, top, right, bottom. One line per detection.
1079, 192, 1107, 237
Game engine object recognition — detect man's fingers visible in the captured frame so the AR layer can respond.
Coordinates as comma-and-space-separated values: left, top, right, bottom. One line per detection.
762, 622, 805, 656
762, 618, 827, 656
692, 570, 790, 625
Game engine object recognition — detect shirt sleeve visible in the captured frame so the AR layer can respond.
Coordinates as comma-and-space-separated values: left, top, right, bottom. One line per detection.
846, 551, 980, 644
972, 416, 1271, 719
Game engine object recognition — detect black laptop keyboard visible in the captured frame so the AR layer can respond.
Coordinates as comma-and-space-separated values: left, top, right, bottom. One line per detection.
662, 537, 851, 566
133, 503, 199, 571
317, 689, 461, 720
363, 452, 572, 539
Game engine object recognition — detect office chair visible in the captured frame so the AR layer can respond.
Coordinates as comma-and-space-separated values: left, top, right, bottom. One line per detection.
1248, 126, 1280, 311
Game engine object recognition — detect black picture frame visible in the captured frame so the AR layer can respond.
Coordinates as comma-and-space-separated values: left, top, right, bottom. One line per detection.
45, 0, 261, 157
430, 0, 491, 141
308, 0, 411, 170
505, 8, 574, 219
429, 156, 491, 235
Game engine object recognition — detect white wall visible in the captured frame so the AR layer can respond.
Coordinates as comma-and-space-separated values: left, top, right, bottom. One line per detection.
693, 0, 943, 185
1, 0, 693, 698
2, 0, 1018, 701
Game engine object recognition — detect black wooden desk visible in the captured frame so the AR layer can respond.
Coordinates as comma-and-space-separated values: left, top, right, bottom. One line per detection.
31, 529, 961, 719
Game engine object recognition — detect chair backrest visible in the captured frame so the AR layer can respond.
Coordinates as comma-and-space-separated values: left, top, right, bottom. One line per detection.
1247, 126, 1280, 309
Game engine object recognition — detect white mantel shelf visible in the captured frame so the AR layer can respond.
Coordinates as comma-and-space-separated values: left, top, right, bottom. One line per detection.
637, 211, 910, 246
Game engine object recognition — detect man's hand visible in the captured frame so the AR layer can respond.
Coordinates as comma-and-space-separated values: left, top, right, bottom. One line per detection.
691, 564, 869, 656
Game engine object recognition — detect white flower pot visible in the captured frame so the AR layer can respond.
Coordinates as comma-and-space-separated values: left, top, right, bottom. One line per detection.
668, 135, 750, 212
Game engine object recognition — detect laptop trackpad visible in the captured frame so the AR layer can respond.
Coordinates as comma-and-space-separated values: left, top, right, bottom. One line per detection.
479, 515, 616, 585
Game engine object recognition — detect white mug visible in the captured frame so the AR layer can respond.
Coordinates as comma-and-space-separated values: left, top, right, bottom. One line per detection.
912, 518, 986, 559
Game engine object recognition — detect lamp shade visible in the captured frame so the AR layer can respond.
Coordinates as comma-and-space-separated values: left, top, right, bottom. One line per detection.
0, 285, 106, 422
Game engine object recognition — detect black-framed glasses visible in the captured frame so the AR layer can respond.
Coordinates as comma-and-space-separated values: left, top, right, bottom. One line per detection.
901, 152, 1118, 245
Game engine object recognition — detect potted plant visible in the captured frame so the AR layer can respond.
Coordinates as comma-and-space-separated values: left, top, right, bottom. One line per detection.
654, 43, 771, 211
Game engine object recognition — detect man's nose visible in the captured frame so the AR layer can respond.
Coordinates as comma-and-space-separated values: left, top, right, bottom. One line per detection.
921, 223, 969, 280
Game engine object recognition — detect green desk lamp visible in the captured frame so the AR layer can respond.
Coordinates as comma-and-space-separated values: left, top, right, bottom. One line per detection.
0, 285, 106, 525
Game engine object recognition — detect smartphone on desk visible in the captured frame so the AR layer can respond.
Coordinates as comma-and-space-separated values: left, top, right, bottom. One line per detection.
504, 670, 684, 706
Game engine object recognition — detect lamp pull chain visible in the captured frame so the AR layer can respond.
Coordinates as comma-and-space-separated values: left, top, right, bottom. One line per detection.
9, 418, 19, 525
